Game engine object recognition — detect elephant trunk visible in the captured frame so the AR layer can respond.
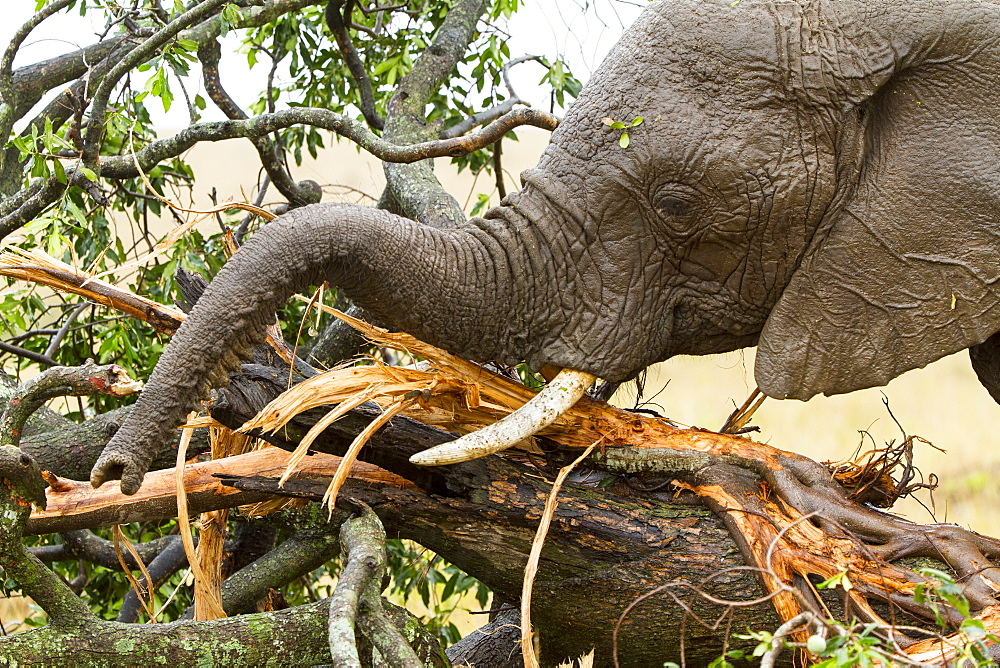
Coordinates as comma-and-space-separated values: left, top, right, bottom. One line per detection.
91, 203, 519, 494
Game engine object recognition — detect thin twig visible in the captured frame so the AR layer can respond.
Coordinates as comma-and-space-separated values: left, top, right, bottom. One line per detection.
0, 341, 56, 367
43, 302, 88, 359
521, 441, 599, 667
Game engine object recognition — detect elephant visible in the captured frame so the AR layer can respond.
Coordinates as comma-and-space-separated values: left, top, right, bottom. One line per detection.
91, 0, 1000, 494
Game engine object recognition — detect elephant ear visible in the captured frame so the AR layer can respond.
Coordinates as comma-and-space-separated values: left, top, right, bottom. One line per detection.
755, 10, 1000, 401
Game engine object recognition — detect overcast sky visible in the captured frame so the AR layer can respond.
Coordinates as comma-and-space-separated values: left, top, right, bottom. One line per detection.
3, 0, 645, 128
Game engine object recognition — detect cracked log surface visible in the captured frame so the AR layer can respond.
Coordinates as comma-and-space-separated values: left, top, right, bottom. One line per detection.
230, 459, 764, 666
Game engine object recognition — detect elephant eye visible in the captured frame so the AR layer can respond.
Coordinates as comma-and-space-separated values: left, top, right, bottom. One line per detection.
653, 185, 698, 218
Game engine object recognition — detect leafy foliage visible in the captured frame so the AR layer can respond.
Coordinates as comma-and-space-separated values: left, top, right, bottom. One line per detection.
695, 569, 1000, 667
0, 0, 587, 648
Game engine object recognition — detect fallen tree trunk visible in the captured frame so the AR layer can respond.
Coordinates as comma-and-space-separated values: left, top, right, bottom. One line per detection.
210, 356, 1000, 666
34, 398, 785, 665
221, 438, 781, 666
14, 355, 992, 665
3, 267, 994, 665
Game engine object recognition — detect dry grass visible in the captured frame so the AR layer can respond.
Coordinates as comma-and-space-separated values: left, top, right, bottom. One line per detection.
0, 596, 35, 634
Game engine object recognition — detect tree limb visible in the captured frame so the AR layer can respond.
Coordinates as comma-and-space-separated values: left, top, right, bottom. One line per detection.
0, 340, 56, 367
7, 36, 131, 121
53, 529, 179, 570
98, 106, 557, 178
328, 503, 423, 668
0, 0, 74, 134
214, 521, 339, 616
27, 445, 414, 534
381, 0, 490, 229
0, 106, 555, 240
0, 361, 141, 447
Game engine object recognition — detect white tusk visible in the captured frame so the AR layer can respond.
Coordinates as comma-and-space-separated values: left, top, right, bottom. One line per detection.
409, 368, 597, 466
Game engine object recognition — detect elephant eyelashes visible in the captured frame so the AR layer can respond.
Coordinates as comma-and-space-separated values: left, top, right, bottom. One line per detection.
653, 185, 699, 218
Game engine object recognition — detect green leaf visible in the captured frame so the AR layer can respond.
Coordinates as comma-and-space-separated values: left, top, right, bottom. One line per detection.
221, 3, 242, 32
816, 569, 853, 591
77, 166, 98, 182
372, 56, 400, 76
30, 156, 49, 179
619, 132, 630, 149
961, 618, 987, 639
806, 634, 827, 654
51, 159, 67, 185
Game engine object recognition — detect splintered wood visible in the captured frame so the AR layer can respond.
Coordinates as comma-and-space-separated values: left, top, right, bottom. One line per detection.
247, 310, 1000, 660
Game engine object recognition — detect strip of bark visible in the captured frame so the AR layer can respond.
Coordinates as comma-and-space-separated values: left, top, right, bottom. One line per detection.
27, 445, 414, 534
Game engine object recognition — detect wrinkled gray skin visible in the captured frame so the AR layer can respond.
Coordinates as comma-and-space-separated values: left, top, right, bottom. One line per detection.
93, 0, 1000, 494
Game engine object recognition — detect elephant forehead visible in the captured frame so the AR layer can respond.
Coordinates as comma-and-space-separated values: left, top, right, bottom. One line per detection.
627, 0, 791, 106
625, 0, 906, 110
552, 2, 824, 164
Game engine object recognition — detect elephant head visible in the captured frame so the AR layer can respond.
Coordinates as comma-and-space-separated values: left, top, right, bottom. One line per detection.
92, 0, 1000, 493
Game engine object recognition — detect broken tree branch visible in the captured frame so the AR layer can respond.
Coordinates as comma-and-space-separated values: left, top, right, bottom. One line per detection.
27, 445, 414, 534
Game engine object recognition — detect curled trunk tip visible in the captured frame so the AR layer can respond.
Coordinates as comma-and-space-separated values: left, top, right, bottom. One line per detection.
409, 368, 596, 466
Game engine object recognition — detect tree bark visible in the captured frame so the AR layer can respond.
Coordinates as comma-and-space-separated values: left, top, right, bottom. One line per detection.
224, 445, 779, 666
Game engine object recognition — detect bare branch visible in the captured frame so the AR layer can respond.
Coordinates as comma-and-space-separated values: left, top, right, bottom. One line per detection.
95, 106, 558, 178
441, 98, 524, 139
0, 361, 141, 447
10, 38, 124, 114
440, 55, 545, 139
502, 54, 544, 100
0, 0, 74, 101
324, 0, 385, 130
381, 0, 490, 228
54, 529, 180, 571
44, 302, 88, 358
0, 340, 57, 367
493, 138, 506, 199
